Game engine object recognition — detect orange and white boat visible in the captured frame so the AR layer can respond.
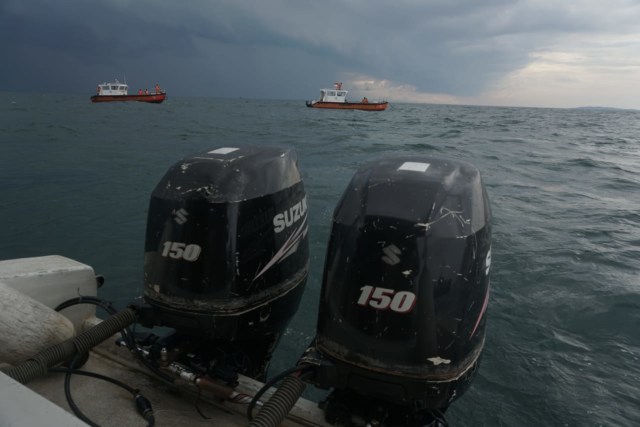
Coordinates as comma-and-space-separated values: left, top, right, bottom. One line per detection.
90, 79, 167, 103
306, 82, 388, 111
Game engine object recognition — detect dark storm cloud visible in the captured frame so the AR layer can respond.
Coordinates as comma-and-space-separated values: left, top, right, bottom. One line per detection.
2, 0, 639, 100
1, 1, 196, 92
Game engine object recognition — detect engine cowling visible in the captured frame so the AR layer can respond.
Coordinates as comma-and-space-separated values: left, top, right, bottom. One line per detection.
143, 145, 309, 379
312, 156, 492, 416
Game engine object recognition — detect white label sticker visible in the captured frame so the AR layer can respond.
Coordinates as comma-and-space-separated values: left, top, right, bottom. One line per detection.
398, 162, 430, 172
208, 147, 239, 155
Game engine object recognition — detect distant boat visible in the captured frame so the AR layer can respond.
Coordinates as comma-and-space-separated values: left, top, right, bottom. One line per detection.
306, 82, 388, 111
90, 79, 166, 103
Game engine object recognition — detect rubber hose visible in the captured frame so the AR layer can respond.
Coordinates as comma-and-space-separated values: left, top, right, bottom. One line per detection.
248, 375, 306, 427
1, 307, 137, 384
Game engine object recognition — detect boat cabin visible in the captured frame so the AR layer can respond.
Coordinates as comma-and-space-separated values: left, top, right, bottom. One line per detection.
96, 79, 129, 96
320, 89, 347, 102
318, 88, 348, 103
318, 82, 348, 103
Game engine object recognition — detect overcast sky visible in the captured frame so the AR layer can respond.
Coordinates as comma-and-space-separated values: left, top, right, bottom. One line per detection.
3, 0, 640, 108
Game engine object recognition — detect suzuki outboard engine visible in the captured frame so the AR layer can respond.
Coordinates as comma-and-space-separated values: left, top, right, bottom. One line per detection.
303, 156, 491, 426
143, 146, 309, 380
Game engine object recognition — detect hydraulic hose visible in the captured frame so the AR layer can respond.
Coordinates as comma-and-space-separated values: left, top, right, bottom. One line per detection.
248, 374, 307, 427
1, 307, 137, 384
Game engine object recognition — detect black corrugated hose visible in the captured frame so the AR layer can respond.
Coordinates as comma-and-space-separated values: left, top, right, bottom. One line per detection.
1, 307, 137, 384
248, 366, 312, 427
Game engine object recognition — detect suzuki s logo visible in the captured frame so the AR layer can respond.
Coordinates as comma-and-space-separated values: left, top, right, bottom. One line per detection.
173, 208, 189, 225
273, 196, 307, 233
382, 244, 402, 265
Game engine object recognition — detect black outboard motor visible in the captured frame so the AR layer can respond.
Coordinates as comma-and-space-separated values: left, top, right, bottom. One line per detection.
302, 156, 491, 426
143, 146, 309, 380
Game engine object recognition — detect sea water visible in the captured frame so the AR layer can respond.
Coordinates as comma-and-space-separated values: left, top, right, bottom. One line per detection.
1, 93, 639, 426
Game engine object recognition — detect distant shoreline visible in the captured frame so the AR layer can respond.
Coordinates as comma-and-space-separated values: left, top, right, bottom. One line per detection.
574, 106, 638, 111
